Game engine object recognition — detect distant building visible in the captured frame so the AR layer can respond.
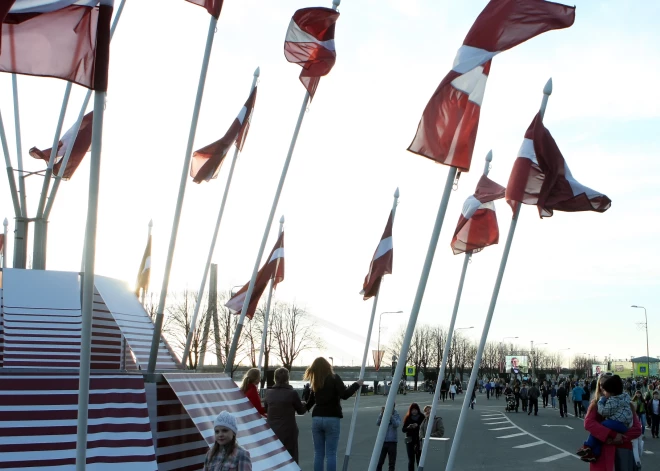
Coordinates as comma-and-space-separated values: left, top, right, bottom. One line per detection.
631, 356, 660, 376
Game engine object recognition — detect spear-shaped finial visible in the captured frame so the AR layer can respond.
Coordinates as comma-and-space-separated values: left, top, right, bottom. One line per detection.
394, 187, 400, 198
254, 66, 260, 78
484, 150, 493, 176
540, 77, 553, 120
332, 0, 340, 10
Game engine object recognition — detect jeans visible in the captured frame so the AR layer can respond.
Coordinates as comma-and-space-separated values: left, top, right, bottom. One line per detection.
406, 439, 421, 471
312, 416, 341, 471
574, 400, 582, 417
559, 399, 567, 417
543, 394, 549, 407
486, 389, 490, 399
585, 419, 628, 456
551, 396, 556, 408
522, 398, 528, 411
651, 413, 660, 437
638, 413, 646, 435
528, 398, 538, 415
376, 442, 397, 471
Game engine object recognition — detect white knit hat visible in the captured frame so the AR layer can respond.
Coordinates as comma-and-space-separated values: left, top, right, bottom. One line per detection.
213, 411, 238, 434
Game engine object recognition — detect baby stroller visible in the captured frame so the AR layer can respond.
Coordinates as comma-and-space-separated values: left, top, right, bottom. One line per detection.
505, 394, 516, 412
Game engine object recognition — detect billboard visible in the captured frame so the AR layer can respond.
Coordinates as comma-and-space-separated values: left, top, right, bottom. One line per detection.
611, 361, 634, 377
505, 355, 528, 374
592, 364, 607, 376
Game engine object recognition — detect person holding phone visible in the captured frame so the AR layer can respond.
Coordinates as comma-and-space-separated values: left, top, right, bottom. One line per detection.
402, 403, 424, 471
376, 403, 401, 471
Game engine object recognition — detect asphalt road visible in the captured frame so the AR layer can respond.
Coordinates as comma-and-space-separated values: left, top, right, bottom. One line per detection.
297, 390, 660, 470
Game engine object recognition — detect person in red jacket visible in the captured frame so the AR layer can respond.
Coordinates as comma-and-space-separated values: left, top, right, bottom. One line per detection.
241, 368, 266, 417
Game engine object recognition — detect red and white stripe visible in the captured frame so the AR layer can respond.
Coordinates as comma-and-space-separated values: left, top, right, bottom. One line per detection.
0, 373, 157, 470
162, 373, 300, 471
506, 112, 612, 218
191, 86, 257, 183
451, 175, 505, 255
185, 0, 223, 19
408, 0, 575, 172
226, 232, 285, 320
3, 1, 114, 91
95, 276, 181, 370
90, 288, 123, 369
284, 7, 340, 98
361, 210, 393, 300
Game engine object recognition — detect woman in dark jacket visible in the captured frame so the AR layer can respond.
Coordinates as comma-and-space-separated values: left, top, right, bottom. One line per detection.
402, 402, 424, 471
303, 357, 363, 471
264, 367, 306, 464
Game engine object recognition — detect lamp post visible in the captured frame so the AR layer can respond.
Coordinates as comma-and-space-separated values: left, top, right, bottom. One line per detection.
329, 356, 334, 367
530, 341, 547, 381
377, 310, 404, 377
631, 305, 650, 380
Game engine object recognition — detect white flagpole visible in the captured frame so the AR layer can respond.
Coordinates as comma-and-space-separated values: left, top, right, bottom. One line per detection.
148, 14, 219, 373
343, 188, 399, 471
181, 68, 260, 367
417, 151, 492, 471
11, 75, 28, 268
32, 83, 72, 269
257, 214, 285, 371
368, 166, 458, 471
445, 78, 552, 471
0, 109, 22, 227
3, 217, 7, 268
141, 219, 153, 306
75, 2, 115, 469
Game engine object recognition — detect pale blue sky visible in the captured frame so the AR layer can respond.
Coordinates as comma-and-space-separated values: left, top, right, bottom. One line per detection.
0, 0, 658, 367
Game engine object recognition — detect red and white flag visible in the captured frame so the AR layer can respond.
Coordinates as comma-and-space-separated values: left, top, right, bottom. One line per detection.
186, 0, 223, 18
506, 112, 612, 218
226, 232, 285, 320
408, 0, 575, 172
284, 7, 339, 99
451, 175, 505, 255
1, 0, 113, 90
191, 87, 257, 183
361, 211, 393, 300
29, 111, 94, 180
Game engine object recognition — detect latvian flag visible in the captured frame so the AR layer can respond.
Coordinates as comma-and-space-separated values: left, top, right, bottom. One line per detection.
361, 211, 393, 300
1, 0, 114, 91
284, 7, 340, 99
29, 111, 94, 180
451, 175, 505, 255
186, 0, 223, 18
226, 232, 285, 320
408, 0, 575, 172
506, 112, 612, 218
191, 86, 257, 183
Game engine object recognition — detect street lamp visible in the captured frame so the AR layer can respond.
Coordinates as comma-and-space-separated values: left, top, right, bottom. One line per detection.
530, 341, 547, 380
329, 356, 334, 366
631, 305, 650, 380
377, 311, 403, 375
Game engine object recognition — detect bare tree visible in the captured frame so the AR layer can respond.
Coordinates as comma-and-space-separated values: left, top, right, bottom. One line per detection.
431, 326, 446, 374
271, 302, 323, 370
162, 289, 211, 369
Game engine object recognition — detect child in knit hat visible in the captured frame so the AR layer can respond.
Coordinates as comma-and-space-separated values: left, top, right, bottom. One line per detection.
577, 375, 633, 463
204, 411, 252, 470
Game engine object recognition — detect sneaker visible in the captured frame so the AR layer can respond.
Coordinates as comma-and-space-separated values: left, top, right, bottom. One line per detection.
576, 446, 592, 457
580, 451, 597, 463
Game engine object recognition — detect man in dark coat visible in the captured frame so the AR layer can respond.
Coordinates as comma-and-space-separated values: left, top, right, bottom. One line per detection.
264, 368, 307, 463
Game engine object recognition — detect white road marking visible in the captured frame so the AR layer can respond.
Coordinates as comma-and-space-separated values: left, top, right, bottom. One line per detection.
542, 424, 574, 429
513, 441, 544, 449
535, 452, 571, 463
489, 426, 518, 431
497, 432, 527, 439
484, 421, 511, 425
643, 450, 654, 455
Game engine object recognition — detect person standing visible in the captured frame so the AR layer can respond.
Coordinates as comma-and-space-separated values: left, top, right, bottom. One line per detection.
240, 368, 267, 417
632, 391, 647, 436
402, 403, 424, 471
303, 357, 363, 471
485, 380, 491, 400
572, 382, 586, 418
264, 368, 306, 464
528, 382, 540, 416
541, 381, 549, 408
557, 382, 568, 418
376, 402, 401, 471
649, 390, 660, 438
550, 383, 557, 409
204, 411, 252, 471
420, 405, 444, 441
449, 382, 457, 401
520, 383, 529, 412
513, 385, 521, 413
440, 379, 448, 402
582, 382, 591, 416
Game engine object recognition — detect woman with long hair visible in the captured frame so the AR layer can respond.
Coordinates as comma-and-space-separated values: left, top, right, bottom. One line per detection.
204, 411, 251, 470
402, 402, 424, 471
583, 374, 642, 471
303, 357, 363, 471
240, 368, 266, 417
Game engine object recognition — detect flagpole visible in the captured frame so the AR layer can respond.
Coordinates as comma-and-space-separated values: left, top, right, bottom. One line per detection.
32, 84, 72, 270
3, 218, 8, 268
11, 75, 28, 268
368, 167, 457, 471
343, 188, 399, 471
148, 15, 219, 374
0, 111, 22, 242
257, 214, 285, 372
74, 2, 114, 468
417, 151, 491, 470
141, 219, 153, 306
181, 68, 260, 368
445, 78, 552, 471
223, 0, 341, 376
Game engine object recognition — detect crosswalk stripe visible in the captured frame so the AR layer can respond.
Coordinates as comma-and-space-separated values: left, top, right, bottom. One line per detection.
489, 426, 517, 431
513, 441, 544, 449
497, 433, 527, 439
535, 452, 571, 462
484, 421, 510, 425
